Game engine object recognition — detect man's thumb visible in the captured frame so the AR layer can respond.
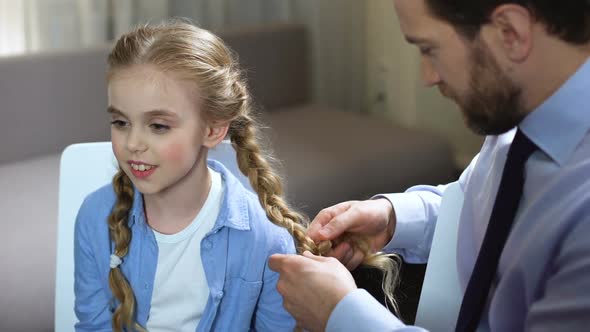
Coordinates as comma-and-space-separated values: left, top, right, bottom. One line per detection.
318, 213, 351, 240
302, 250, 330, 262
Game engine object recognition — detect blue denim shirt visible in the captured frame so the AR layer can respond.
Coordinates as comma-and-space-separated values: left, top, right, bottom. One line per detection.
74, 160, 296, 331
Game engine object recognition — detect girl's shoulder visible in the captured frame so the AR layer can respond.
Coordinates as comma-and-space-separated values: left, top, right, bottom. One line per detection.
212, 161, 295, 251
237, 186, 296, 251
81, 182, 117, 212
75, 182, 117, 231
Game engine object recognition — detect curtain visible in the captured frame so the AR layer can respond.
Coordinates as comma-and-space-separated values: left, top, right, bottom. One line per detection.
168, 0, 367, 112
0, 0, 26, 55
0, 0, 367, 113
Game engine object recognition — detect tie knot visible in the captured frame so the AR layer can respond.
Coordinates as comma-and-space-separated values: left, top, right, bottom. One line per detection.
509, 128, 537, 164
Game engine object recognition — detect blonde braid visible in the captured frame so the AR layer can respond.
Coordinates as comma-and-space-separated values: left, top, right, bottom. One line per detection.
228, 112, 329, 254
107, 170, 145, 332
228, 79, 400, 312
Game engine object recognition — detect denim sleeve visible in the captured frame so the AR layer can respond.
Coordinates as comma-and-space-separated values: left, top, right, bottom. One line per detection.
253, 229, 297, 331
73, 198, 112, 331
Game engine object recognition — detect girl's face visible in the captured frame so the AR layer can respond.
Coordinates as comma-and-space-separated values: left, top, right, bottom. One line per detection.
108, 65, 222, 196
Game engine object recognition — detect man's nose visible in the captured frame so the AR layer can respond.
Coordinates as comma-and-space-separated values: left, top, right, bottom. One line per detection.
421, 57, 441, 87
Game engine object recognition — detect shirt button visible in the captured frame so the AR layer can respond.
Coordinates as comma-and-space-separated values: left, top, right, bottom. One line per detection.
214, 291, 224, 301
144, 283, 149, 290
203, 240, 212, 250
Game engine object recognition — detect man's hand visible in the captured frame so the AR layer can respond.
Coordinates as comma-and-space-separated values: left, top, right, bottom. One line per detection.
268, 251, 357, 332
307, 199, 396, 270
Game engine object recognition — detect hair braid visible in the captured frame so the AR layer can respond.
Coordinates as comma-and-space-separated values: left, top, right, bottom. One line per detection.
107, 170, 145, 332
228, 79, 400, 311
228, 112, 330, 254
229, 113, 399, 310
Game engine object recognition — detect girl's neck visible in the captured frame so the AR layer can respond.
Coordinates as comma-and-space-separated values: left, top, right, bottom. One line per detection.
143, 159, 212, 235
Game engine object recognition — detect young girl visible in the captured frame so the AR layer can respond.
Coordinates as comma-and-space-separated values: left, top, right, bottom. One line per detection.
74, 20, 398, 332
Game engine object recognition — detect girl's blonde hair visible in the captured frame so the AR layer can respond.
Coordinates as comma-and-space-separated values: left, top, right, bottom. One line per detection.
106, 20, 399, 332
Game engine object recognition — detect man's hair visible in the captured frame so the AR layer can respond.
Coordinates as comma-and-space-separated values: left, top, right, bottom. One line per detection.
425, 0, 590, 44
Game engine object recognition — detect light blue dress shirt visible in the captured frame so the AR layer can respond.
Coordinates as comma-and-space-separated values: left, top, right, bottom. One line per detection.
74, 160, 296, 331
328, 58, 590, 331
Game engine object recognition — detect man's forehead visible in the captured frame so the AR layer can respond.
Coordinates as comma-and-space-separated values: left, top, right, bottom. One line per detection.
394, 0, 447, 42
393, 0, 430, 22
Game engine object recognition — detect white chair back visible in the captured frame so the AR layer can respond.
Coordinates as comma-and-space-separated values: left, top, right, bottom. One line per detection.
415, 182, 465, 331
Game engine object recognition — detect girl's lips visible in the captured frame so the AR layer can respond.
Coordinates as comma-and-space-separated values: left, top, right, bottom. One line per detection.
127, 160, 155, 167
129, 165, 157, 179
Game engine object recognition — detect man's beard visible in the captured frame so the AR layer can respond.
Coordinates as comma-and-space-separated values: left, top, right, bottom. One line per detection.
449, 38, 527, 136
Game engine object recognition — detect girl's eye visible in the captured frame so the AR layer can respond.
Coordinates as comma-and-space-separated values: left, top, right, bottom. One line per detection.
150, 123, 170, 132
110, 120, 128, 128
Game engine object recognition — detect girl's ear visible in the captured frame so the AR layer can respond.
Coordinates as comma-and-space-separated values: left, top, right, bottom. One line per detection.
202, 122, 229, 148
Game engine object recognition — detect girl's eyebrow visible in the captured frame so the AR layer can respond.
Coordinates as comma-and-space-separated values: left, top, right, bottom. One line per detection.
144, 109, 180, 119
107, 106, 179, 119
107, 105, 125, 116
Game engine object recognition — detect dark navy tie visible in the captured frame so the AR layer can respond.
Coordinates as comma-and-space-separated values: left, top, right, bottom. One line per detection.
456, 128, 537, 332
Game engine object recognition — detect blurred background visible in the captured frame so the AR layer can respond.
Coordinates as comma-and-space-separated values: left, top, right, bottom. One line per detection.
0, 1, 483, 331
0, 0, 482, 165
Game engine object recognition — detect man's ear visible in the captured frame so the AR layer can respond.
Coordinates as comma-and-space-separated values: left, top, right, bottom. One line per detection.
203, 122, 229, 148
488, 4, 534, 62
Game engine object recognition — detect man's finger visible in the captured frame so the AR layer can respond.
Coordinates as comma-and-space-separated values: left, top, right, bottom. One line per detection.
315, 208, 359, 241
268, 253, 290, 272
302, 250, 333, 263
344, 250, 366, 271
308, 202, 354, 240
270, 253, 315, 273
327, 241, 352, 261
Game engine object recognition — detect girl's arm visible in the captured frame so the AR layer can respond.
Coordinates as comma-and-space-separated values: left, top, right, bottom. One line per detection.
253, 230, 297, 331
73, 198, 113, 331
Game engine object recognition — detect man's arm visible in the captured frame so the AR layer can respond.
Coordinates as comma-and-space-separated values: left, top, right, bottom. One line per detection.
308, 153, 478, 267
269, 252, 430, 332
525, 216, 590, 331
327, 289, 428, 332
378, 183, 448, 264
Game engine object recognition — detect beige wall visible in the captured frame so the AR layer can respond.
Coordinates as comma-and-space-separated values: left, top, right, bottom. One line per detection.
285, 0, 367, 112
169, 0, 368, 113
366, 0, 483, 168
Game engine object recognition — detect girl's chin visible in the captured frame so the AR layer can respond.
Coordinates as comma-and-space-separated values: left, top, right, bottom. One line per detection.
133, 184, 162, 196
125, 177, 161, 195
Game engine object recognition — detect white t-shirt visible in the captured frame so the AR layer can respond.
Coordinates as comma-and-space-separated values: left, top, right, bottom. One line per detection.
146, 168, 224, 332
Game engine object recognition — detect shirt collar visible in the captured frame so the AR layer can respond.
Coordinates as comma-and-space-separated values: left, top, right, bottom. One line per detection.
520, 57, 590, 166
128, 159, 252, 231
208, 159, 252, 231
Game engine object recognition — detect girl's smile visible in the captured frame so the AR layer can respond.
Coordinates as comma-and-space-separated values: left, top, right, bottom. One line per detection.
128, 160, 157, 179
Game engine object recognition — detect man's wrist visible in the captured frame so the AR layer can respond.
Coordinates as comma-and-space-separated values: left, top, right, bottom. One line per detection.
373, 197, 396, 250
385, 199, 396, 245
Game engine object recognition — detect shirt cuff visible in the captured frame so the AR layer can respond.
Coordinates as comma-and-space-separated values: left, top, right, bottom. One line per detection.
326, 289, 406, 332
373, 193, 426, 251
